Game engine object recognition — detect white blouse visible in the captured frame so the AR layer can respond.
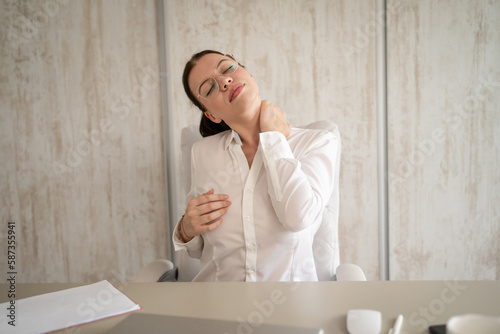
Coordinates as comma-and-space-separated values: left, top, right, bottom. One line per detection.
173, 127, 339, 282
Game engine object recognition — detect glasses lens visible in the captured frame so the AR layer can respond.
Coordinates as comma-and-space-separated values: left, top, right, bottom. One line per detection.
199, 78, 218, 99
217, 59, 238, 75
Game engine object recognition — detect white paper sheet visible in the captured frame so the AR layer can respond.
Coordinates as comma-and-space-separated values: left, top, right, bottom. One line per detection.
1, 280, 141, 334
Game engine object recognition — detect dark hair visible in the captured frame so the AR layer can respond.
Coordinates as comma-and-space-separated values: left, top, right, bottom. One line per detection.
182, 50, 231, 137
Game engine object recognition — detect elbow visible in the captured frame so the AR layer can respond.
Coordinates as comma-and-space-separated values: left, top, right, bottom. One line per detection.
278, 192, 324, 232
283, 221, 310, 232
279, 209, 319, 232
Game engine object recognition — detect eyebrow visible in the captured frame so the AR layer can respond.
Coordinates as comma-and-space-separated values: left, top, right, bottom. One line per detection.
216, 57, 231, 69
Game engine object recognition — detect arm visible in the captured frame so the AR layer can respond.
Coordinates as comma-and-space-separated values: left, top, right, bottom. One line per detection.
258, 100, 338, 232
260, 130, 338, 232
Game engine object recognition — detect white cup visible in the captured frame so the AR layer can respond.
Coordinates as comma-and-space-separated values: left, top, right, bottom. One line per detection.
446, 314, 500, 334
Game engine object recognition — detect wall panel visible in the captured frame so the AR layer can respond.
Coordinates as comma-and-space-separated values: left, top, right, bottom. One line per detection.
387, 0, 500, 280
0, 0, 168, 282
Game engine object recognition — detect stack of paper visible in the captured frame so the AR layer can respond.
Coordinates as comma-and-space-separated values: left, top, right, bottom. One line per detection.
1, 280, 141, 334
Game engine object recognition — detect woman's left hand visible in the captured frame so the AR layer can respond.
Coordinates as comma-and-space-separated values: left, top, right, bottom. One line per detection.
259, 100, 292, 137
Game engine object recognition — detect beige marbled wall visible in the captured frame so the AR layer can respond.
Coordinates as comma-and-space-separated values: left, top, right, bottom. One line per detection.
3, 0, 493, 283
0, 0, 168, 282
164, 0, 380, 279
387, 0, 500, 280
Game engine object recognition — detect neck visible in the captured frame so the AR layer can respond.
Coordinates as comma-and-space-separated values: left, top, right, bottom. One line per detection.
228, 96, 262, 147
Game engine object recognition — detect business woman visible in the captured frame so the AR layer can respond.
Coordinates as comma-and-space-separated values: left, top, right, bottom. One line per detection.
173, 50, 338, 282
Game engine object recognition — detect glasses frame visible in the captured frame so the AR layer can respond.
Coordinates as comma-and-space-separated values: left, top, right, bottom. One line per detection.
196, 54, 239, 101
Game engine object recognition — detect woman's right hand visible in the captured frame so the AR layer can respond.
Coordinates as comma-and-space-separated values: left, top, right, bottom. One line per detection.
259, 100, 291, 137
181, 189, 231, 241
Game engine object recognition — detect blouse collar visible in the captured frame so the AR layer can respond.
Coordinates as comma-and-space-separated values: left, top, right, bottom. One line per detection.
225, 129, 243, 149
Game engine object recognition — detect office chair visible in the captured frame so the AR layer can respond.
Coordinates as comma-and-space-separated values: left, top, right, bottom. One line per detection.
133, 121, 366, 282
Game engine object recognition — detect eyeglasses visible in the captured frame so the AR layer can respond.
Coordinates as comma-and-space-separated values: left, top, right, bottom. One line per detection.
197, 55, 239, 100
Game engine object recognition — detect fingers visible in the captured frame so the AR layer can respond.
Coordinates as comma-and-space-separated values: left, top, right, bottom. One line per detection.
205, 218, 223, 231
259, 100, 291, 137
197, 201, 231, 222
183, 189, 231, 237
189, 191, 229, 207
261, 99, 272, 110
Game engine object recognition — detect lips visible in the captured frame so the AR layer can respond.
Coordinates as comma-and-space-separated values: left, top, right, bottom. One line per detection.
229, 83, 245, 102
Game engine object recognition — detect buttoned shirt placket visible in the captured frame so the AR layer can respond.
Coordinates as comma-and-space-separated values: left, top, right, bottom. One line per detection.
229, 134, 263, 282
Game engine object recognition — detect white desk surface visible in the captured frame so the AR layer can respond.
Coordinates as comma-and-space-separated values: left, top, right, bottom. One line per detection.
1, 280, 499, 334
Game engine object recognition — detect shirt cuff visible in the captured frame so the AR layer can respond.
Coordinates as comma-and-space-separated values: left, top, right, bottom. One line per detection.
259, 131, 294, 159
172, 218, 202, 251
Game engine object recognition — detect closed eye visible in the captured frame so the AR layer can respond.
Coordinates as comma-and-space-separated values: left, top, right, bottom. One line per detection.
223, 64, 236, 74
206, 82, 217, 97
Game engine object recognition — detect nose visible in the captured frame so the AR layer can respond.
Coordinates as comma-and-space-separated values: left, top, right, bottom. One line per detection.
217, 76, 233, 91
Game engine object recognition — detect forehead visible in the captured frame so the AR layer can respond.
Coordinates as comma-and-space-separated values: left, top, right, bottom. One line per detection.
188, 53, 224, 92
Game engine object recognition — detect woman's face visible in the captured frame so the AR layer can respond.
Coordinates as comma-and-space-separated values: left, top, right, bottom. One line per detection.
188, 53, 260, 125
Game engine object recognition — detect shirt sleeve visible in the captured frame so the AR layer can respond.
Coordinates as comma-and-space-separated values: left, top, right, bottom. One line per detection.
259, 130, 338, 232
172, 217, 204, 259
171, 145, 204, 259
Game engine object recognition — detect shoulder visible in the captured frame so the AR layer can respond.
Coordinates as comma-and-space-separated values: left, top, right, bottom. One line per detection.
293, 120, 339, 139
192, 130, 231, 151
285, 125, 340, 161
191, 130, 231, 159
288, 126, 338, 148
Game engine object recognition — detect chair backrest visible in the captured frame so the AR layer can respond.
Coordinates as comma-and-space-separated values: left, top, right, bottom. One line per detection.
303, 120, 341, 281
177, 121, 341, 281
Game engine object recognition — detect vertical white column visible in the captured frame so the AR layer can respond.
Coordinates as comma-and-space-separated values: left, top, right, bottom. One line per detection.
376, 0, 389, 281
157, 0, 177, 263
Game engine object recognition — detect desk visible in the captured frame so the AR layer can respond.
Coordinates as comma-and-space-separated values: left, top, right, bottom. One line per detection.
1, 281, 499, 334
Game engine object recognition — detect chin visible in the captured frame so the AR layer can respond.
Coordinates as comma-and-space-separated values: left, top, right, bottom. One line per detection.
239, 88, 261, 106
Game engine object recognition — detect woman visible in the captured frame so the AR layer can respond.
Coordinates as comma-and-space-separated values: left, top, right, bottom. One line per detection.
173, 50, 338, 282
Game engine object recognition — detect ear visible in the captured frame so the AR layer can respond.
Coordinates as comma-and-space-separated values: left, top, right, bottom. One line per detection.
204, 112, 222, 124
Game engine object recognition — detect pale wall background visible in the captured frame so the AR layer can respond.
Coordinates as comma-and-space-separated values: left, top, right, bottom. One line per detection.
0, 0, 498, 283
387, 0, 500, 280
0, 0, 168, 283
